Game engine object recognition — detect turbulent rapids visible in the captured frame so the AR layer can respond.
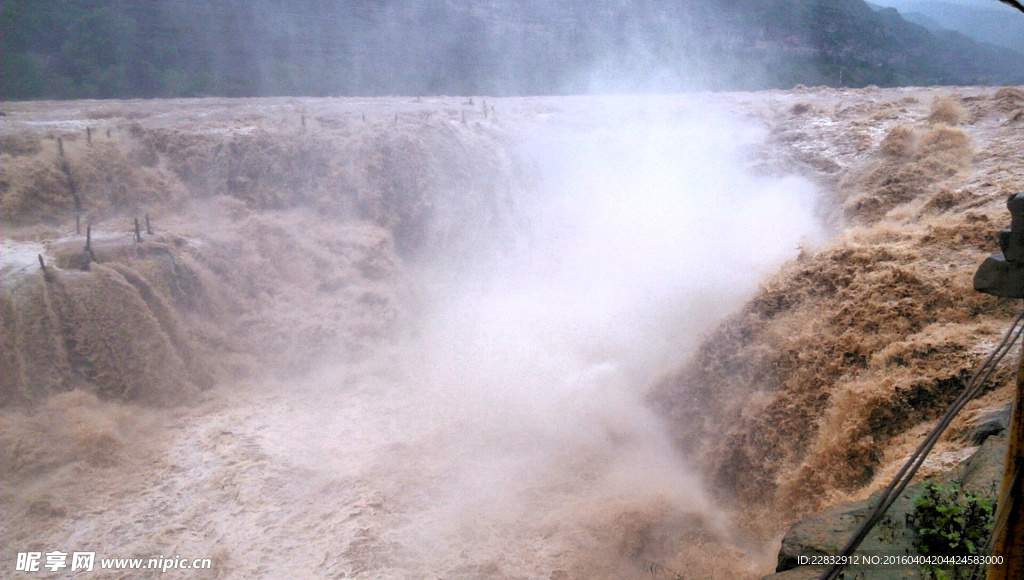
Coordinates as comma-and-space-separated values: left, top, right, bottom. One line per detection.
2, 88, 1023, 578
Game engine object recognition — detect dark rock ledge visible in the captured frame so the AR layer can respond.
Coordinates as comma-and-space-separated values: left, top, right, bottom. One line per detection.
764, 405, 1011, 580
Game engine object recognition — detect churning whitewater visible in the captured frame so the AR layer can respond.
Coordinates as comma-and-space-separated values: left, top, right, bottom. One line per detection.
1, 96, 820, 579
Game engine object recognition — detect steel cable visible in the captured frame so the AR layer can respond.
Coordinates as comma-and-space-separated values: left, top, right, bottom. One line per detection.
819, 307, 1024, 580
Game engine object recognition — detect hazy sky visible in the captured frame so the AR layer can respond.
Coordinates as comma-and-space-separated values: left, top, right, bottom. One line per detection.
946, 0, 1009, 5
871, 0, 1019, 9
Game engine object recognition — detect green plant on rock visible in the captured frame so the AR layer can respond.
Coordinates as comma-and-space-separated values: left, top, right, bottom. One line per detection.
907, 481, 996, 580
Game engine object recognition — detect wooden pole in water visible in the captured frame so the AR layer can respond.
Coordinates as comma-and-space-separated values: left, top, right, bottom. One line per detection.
57, 136, 64, 157
988, 350, 1024, 580
145, 214, 152, 235
38, 254, 49, 282
86, 126, 92, 145
85, 224, 95, 262
134, 217, 142, 243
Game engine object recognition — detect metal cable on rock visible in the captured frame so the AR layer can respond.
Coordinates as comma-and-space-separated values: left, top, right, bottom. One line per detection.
819, 308, 1024, 580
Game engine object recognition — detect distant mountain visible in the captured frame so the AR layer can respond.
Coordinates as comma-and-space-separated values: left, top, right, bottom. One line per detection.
2, 0, 1023, 100
672, 0, 1024, 88
899, 11, 947, 31
869, 0, 1024, 54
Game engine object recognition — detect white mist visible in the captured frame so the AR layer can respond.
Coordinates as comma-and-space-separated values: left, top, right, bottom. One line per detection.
364, 95, 823, 576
